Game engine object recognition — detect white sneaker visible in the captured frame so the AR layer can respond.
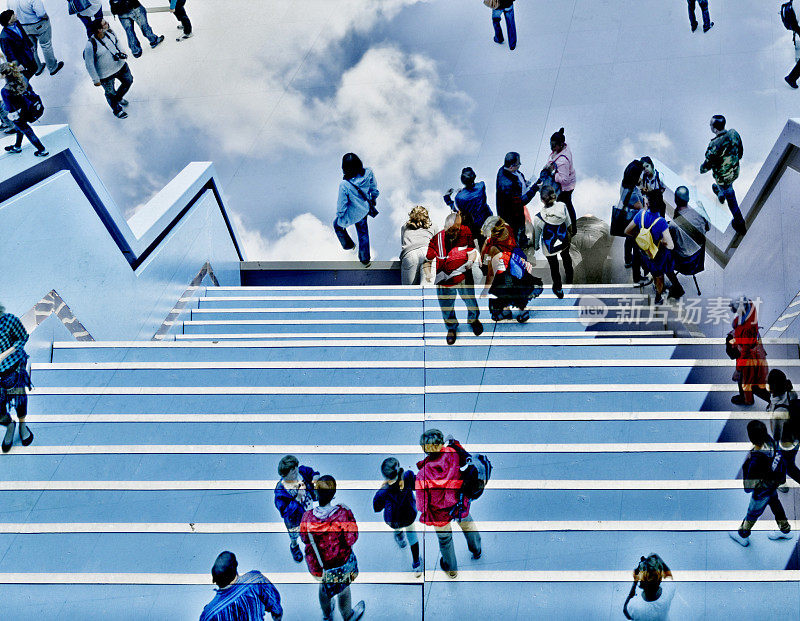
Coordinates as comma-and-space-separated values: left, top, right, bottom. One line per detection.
768, 530, 794, 540
729, 531, 750, 546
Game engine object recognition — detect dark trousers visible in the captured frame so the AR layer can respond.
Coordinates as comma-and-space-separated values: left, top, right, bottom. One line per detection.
100, 63, 133, 113
624, 237, 642, 281
334, 216, 370, 264
788, 57, 800, 83
782, 447, 800, 485
77, 9, 104, 36
12, 118, 44, 150
545, 249, 573, 291
713, 183, 746, 233
688, 0, 711, 29
174, 0, 192, 34
558, 189, 577, 235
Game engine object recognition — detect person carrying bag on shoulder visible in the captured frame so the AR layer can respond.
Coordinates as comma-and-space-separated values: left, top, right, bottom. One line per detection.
300, 475, 365, 621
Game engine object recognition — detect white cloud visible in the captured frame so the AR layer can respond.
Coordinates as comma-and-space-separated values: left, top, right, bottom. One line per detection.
232, 210, 346, 261
572, 176, 619, 221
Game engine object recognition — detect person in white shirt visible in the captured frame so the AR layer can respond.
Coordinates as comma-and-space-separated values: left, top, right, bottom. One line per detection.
623, 554, 676, 621
7, 0, 62, 76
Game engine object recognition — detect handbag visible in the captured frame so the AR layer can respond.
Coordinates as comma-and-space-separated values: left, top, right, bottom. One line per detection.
484, 0, 502, 8
610, 188, 638, 237
725, 331, 740, 360
308, 533, 359, 598
348, 181, 379, 218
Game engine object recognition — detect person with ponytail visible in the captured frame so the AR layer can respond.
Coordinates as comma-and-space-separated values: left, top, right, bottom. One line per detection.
0, 61, 47, 155
546, 128, 577, 235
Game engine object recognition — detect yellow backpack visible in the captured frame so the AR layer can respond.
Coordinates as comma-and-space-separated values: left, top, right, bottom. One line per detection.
635, 213, 661, 259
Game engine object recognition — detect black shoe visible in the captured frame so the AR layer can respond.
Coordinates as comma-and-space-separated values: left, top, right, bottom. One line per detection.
731, 394, 754, 406
654, 295, 664, 306
703, 21, 714, 33
176, 32, 193, 41
493, 36, 503, 44
114, 109, 128, 119
668, 286, 685, 300
471, 320, 483, 336
787, 76, 799, 89
119, 98, 129, 106
151, 35, 165, 48
690, 21, 698, 32
2, 421, 15, 452
553, 287, 564, 299
471, 550, 482, 560
517, 310, 530, 323
4, 145, 21, 153
446, 328, 457, 345
132, 50, 142, 58
439, 556, 457, 578
34, 65, 45, 76
289, 542, 303, 563
50, 61, 64, 76
19, 427, 33, 447
33, 148, 48, 157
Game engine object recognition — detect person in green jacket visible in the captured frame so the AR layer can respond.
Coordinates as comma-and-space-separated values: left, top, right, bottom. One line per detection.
699, 115, 746, 235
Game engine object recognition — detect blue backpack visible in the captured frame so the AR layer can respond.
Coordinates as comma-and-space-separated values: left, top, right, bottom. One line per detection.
537, 213, 570, 254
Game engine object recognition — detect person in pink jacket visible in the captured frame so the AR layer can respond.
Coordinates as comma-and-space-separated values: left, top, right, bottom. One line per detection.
415, 428, 482, 578
300, 475, 365, 621
546, 127, 577, 235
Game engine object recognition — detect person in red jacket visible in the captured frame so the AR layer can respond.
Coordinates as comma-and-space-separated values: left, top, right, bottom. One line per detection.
729, 296, 770, 406
300, 475, 365, 621
415, 428, 482, 578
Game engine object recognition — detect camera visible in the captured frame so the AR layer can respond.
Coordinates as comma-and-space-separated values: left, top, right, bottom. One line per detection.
112, 52, 128, 61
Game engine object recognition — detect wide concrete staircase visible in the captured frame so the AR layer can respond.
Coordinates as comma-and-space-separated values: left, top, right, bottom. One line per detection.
5, 284, 800, 619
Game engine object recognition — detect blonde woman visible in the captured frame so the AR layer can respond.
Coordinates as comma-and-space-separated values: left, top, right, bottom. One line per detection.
400, 206, 433, 285
0, 61, 47, 155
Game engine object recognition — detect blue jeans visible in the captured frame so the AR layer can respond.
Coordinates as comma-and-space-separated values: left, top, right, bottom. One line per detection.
119, 6, 159, 56
435, 514, 481, 572
739, 489, 789, 536
688, 0, 711, 29
437, 282, 479, 328
492, 6, 517, 50
714, 183, 746, 232
333, 216, 370, 263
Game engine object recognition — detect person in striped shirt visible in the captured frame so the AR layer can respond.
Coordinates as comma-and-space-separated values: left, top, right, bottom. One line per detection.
199, 552, 282, 621
0, 303, 33, 452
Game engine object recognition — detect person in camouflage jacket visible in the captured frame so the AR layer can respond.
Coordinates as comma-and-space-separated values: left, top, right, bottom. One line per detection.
700, 114, 746, 235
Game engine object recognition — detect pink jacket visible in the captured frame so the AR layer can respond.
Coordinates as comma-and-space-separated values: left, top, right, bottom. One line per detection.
547, 145, 576, 192
300, 504, 359, 577
415, 446, 470, 527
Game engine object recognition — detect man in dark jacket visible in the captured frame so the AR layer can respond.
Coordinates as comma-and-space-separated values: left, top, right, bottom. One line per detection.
496, 151, 536, 247
491, 0, 516, 50
729, 420, 793, 546
0, 10, 38, 79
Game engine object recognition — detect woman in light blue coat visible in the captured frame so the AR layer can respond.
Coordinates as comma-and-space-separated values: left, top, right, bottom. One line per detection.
335, 153, 379, 267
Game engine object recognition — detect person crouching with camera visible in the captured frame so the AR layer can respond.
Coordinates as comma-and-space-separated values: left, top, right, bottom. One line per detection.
83, 18, 132, 119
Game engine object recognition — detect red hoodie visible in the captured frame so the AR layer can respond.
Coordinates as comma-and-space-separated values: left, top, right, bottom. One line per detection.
300, 504, 359, 577
415, 446, 470, 527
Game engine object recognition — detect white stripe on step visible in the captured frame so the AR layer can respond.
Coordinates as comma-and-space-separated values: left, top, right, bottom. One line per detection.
0, 479, 770, 490
173, 331, 672, 339
28, 410, 780, 423
0, 442, 751, 455
0, 520, 794, 534
1, 570, 798, 584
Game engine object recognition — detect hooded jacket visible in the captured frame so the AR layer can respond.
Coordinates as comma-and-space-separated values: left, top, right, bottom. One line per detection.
547, 145, 576, 192
300, 504, 359, 577
415, 446, 469, 527
496, 167, 536, 232
336, 168, 379, 228
532, 201, 572, 256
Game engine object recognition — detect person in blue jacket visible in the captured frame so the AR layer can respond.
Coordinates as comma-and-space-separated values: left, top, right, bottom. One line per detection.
0, 10, 37, 79
444, 166, 493, 246
274, 454, 319, 563
334, 152, 379, 267
373, 457, 421, 576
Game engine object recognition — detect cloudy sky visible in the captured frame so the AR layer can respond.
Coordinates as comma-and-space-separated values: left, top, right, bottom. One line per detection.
25, 0, 800, 260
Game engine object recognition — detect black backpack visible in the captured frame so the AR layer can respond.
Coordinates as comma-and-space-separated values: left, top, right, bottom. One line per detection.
20, 89, 43, 123
448, 438, 492, 501
781, 1, 800, 34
